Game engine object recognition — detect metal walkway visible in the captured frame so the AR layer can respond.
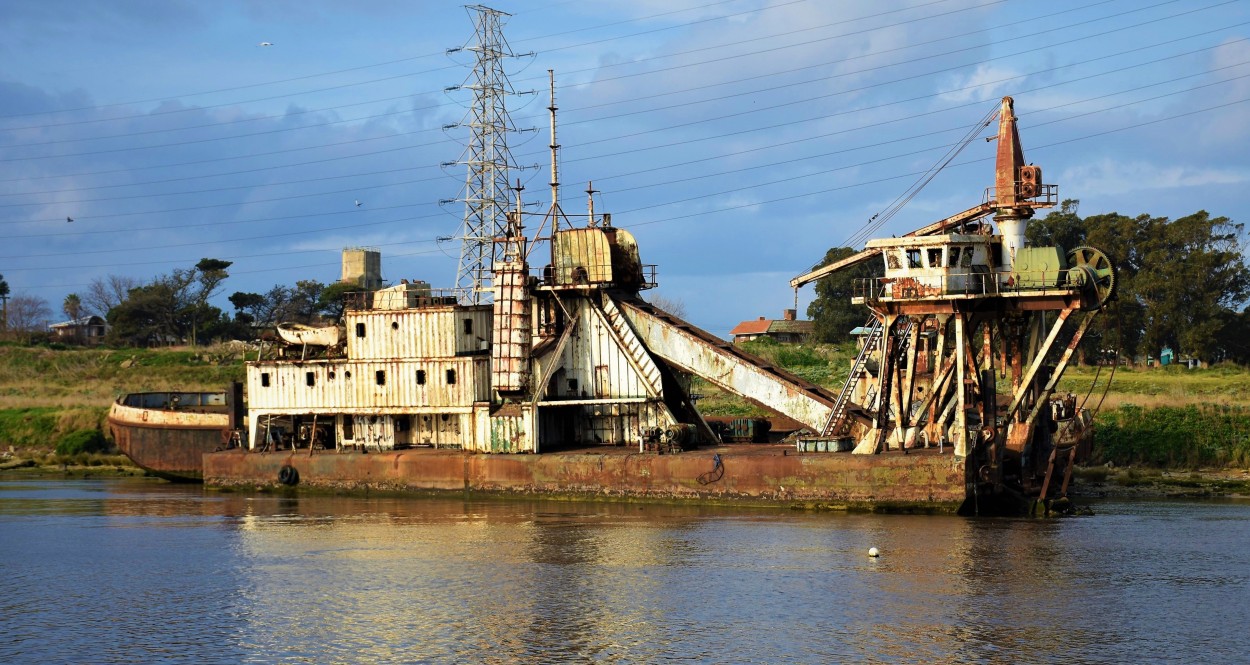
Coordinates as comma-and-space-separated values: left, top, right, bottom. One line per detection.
614, 296, 837, 432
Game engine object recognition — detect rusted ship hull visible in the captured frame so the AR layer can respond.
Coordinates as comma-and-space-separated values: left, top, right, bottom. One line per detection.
203, 445, 967, 511
107, 386, 243, 482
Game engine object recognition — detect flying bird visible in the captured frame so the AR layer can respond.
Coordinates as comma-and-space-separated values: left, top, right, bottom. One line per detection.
354, 199, 362, 207
66, 216, 74, 223
258, 41, 274, 47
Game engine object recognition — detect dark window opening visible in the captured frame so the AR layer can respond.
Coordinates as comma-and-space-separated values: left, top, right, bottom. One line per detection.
328, 370, 336, 380
391, 321, 399, 330
306, 372, 315, 387
376, 370, 386, 386
344, 370, 352, 380
906, 249, 922, 269
948, 248, 961, 268
567, 378, 578, 394
927, 248, 942, 268
463, 318, 473, 335
355, 323, 366, 338
261, 373, 270, 387
416, 369, 427, 385
343, 417, 354, 439
446, 369, 457, 385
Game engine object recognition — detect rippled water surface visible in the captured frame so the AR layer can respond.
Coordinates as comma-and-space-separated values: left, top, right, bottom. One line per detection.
1, 478, 1248, 664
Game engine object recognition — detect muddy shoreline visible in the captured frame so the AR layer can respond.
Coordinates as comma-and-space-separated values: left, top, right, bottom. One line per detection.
1070, 467, 1250, 500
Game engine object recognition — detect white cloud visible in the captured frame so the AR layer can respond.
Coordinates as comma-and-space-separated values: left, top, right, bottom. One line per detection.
1059, 159, 1250, 196
938, 64, 1023, 104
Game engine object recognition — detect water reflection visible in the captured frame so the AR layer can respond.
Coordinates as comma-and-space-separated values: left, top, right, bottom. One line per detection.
1, 479, 1248, 664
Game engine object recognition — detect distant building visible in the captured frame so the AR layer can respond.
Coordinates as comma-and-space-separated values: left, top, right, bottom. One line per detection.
48, 315, 107, 344
341, 247, 382, 290
730, 309, 814, 344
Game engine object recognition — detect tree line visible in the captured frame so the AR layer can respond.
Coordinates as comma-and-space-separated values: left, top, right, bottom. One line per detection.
806, 202, 1250, 364
0, 259, 361, 347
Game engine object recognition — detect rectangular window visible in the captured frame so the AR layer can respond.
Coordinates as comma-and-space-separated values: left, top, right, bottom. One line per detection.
355, 322, 366, 338
306, 371, 315, 387
927, 248, 942, 268
567, 378, 578, 394
446, 369, 457, 385
343, 417, 354, 440
376, 370, 386, 386
416, 369, 426, 385
906, 249, 922, 269
463, 318, 473, 335
261, 373, 270, 387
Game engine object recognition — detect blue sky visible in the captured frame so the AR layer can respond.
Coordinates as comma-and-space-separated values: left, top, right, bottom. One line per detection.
2, 0, 1248, 338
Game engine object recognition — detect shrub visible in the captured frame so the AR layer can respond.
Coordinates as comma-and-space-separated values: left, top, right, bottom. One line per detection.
55, 429, 109, 455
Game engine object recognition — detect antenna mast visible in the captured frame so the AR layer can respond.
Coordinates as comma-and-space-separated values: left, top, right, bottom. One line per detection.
548, 69, 560, 234
451, 5, 521, 305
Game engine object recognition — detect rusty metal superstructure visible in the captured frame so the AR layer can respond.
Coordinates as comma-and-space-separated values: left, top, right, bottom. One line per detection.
791, 96, 1114, 512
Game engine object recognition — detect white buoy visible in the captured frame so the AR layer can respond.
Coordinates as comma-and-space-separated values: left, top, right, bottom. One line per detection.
868, 547, 880, 558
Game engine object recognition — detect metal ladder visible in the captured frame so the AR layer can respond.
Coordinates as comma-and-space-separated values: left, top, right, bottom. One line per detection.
821, 317, 915, 437
599, 294, 665, 395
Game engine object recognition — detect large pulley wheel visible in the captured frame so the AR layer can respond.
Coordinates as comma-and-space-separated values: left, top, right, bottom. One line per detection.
1066, 247, 1116, 311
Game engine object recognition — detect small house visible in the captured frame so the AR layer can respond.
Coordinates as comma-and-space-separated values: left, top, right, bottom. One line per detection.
48, 315, 108, 344
730, 309, 814, 344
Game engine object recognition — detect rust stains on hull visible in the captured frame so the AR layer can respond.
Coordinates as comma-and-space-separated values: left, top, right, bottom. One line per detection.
109, 420, 229, 482
204, 445, 966, 511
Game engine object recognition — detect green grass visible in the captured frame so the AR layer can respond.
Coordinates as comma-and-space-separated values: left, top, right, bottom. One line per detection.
0, 344, 245, 451
1092, 404, 1250, 468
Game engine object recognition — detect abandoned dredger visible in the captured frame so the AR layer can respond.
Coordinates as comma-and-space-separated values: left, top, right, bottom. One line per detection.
194, 95, 1112, 514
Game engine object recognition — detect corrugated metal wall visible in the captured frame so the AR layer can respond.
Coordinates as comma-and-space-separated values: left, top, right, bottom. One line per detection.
544, 301, 651, 400
478, 403, 535, 453
490, 262, 532, 393
247, 357, 490, 410
552, 228, 613, 284
345, 307, 492, 360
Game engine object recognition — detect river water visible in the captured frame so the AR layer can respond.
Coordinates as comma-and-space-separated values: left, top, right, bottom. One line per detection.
1, 478, 1246, 664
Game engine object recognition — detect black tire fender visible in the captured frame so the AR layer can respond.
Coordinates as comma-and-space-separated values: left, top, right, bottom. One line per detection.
278, 464, 299, 486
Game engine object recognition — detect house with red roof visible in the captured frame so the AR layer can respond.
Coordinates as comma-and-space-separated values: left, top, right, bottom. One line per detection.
729, 309, 814, 344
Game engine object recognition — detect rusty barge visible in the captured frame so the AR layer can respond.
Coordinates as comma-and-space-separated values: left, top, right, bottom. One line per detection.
107, 386, 244, 481
167, 95, 1110, 515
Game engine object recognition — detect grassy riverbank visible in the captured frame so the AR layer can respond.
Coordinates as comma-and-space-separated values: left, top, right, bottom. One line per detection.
0, 343, 244, 454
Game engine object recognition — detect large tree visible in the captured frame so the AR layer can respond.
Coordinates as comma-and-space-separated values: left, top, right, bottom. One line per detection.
187, 258, 232, 346
83, 274, 140, 318
317, 282, 359, 321
806, 247, 883, 343
106, 281, 180, 346
1029, 202, 1249, 362
3, 294, 52, 342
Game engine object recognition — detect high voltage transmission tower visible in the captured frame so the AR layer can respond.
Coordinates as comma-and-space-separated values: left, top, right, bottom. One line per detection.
445, 5, 532, 305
